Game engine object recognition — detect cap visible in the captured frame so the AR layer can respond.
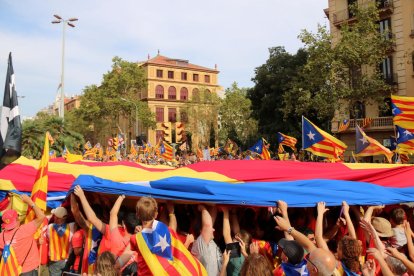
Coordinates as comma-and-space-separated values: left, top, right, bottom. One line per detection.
51, 207, 68, 219
2, 209, 18, 230
278, 238, 305, 265
372, 217, 394, 238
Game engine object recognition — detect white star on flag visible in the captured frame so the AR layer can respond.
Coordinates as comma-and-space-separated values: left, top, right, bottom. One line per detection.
359, 136, 368, 144
392, 108, 396, 115
307, 131, 315, 140
404, 130, 412, 136
294, 265, 307, 275
154, 234, 170, 252
255, 146, 260, 151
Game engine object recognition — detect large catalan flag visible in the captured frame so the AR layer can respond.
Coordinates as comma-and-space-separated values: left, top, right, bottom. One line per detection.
136, 220, 207, 275
161, 142, 173, 161
25, 132, 51, 222
277, 132, 297, 151
391, 95, 414, 132
355, 125, 393, 162
302, 116, 347, 160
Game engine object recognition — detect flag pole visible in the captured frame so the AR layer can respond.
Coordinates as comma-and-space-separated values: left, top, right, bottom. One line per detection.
301, 116, 304, 151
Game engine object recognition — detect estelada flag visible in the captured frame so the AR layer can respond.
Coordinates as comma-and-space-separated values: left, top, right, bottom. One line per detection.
277, 132, 297, 151
136, 220, 207, 275
302, 116, 347, 161
355, 125, 393, 163
25, 132, 52, 222
392, 95, 414, 133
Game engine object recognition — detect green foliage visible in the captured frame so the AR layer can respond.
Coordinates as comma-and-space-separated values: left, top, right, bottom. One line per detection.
22, 113, 84, 159
219, 82, 258, 148
182, 87, 220, 148
74, 57, 155, 143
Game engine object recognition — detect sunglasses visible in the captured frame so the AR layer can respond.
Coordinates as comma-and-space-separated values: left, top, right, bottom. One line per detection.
305, 254, 318, 273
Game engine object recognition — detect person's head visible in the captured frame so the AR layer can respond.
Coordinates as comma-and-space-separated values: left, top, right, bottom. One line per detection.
96, 251, 118, 276
278, 238, 305, 265
136, 197, 158, 222
235, 230, 252, 253
385, 255, 407, 275
303, 228, 316, 246
51, 207, 68, 225
390, 208, 406, 226
1, 209, 19, 230
371, 217, 394, 239
337, 236, 362, 273
306, 248, 337, 276
123, 212, 140, 234
241, 253, 273, 276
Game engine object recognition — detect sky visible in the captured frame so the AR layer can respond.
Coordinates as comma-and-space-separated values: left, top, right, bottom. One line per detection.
0, 0, 328, 118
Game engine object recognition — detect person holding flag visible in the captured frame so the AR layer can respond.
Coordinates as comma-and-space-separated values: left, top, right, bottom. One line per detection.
0, 194, 45, 275
131, 196, 207, 275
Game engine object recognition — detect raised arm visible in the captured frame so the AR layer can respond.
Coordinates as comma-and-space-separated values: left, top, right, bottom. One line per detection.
404, 221, 414, 262
315, 202, 330, 251
70, 193, 89, 231
166, 202, 177, 232
387, 246, 414, 274
366, 248, 393, 276
274, 215, 316, 253
110, 195, 125, 231
222, 206, 232, 244
199, 205, 214, 244
343, 201, 356, 239
230, 208, 240, 235
73, 185, 105, 233
360, 218, 385, 253
278, 200, 293, 240
21, 194, 45, 227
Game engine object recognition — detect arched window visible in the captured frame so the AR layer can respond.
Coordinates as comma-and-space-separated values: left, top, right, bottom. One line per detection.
180, 87, 188, 101
350, 101, 365, 119
168, 86, 176, 100
155, 85, 164, 99
192, 88, 199, 100
379, 97, 392, 117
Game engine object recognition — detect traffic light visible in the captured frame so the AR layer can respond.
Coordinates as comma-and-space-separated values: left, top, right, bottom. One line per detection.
175, 122, 185, 143
161, 122, 172, 143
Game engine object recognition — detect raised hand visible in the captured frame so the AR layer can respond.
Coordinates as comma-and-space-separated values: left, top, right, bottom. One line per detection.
274, 215, 291, 232
317, 202, 329, 215
74, 185, 85, 198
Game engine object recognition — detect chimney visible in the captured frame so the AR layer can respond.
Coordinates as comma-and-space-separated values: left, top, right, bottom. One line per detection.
215, 64, 218, 70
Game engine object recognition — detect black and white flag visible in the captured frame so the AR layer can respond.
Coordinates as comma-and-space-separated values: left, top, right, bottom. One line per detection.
0, 52, 22, 165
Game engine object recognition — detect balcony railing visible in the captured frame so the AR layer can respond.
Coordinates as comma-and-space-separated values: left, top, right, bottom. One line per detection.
332, 0, 393, 26
331, 116, 394, 133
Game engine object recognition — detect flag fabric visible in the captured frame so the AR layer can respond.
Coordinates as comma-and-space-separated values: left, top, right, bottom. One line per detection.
281, 259, 309, 276
277, 132, 297, 150
84, 141, 92, 151
135, 220, 207, 275
62, 146, 69, 158
395, 125, 414, 153
249, 138, 271, 160
25, 132, 51, 222
49, 150, 56, 159
389, 136, 397, 152
400, 153, 410, 164
161, 142, 173, 161
82, 225, 102, 274
338, 119, 350, 133
361, 117, 373, 128
0, 242, 22, 275
196, 146, 203, 159
278, 144, 285, 153
0, 53, 22, 165
355, 125, 393, 162
391, 95, 414, 132
179, 142, 187, 151
302, 116, 347, 160
224, 139, 238, 155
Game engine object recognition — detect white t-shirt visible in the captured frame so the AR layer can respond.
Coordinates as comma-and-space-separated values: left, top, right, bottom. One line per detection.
191, 235, 222, 276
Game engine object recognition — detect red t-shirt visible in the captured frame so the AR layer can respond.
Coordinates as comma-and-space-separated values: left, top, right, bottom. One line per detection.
130, 235, 151, 276
98, 224, 111, 254
71, 229, 84, 271
110, 226, 129, 257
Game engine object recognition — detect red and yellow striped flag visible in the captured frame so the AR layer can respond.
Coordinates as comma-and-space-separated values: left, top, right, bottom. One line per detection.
25, 132, 51, 223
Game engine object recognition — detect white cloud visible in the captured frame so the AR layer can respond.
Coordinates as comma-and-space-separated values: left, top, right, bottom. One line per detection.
0, 0, 328, 116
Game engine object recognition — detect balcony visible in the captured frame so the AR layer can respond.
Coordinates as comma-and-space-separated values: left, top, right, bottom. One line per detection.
331, 116, 394, 133
332, 0, 393, 27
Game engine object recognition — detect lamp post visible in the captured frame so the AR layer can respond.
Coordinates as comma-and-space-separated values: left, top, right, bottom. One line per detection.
52, 14, 78, 120
121, 98, 139, 139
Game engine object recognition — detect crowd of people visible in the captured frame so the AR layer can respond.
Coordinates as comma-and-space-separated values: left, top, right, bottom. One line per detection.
1, 185, 414, 276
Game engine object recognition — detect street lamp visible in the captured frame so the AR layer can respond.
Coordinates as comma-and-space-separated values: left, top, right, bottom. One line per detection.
52, 14, 78, 120
121, 98, 139, 138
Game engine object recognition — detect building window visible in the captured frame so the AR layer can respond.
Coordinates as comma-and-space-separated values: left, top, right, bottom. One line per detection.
156, 69, 163, 78
193, 74, 199, 82
379, 56, 395, 84
181, 72, 187, 81
156, 130, 164, 143
168, 86, 177, 100
156, 107, 164, 122
379, 18, 392, 39
204, 75, 210, 83
168, 108, 177, 122
180, 110, 188, 123
180, 87, 188, 101
168, 71, 174, 79
379, 97, 393, 117
350, 101, 365, 119
192, 88, 199, 100
155, 85, 164, 99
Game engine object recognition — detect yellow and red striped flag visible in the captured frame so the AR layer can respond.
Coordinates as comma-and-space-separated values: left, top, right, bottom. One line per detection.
25, 132, 51, 223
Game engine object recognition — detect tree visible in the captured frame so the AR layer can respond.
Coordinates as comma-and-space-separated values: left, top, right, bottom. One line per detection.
22, 113, 84, 159
73, 57, 156, 143
284, 2, 393, 126
219, 82, 258, 148
181, 87, 220, 149
248, 46, 308, 144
